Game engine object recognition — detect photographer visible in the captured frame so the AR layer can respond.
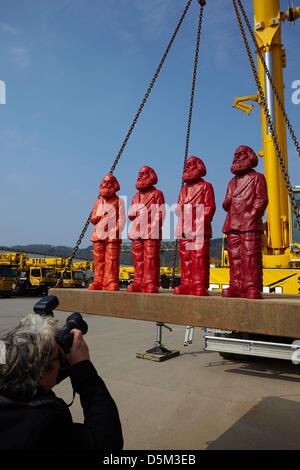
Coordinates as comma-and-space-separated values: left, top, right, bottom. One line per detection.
0, 313, 123, 451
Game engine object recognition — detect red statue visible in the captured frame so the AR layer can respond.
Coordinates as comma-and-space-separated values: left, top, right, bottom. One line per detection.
222, 145, 268, 299
88, 174, 125, 291
127, 166, 165, 294
174, 156, 216, 296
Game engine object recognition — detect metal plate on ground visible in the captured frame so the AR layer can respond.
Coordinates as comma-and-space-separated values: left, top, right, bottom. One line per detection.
136, 350, 180, 362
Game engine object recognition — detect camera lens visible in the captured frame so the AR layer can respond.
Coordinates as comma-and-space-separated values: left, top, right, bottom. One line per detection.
66, 313, 88, 335
56, 312, 88, 353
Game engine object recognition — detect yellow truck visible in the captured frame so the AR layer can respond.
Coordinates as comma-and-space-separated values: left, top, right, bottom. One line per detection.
15, 257, 86, 295
119, 266, 134, 288
15, 257, 61, 295
160, 266, 181, 289
0, 252, 26, 296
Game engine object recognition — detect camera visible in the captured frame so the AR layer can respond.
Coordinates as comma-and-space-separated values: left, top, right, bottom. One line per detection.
33, 295, 88, 353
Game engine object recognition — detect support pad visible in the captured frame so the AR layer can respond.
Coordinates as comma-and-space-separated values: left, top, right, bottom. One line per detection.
136, 347, 180, 362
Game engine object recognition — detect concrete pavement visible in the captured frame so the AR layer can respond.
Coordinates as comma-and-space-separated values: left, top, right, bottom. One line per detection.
1, 297, 300, 450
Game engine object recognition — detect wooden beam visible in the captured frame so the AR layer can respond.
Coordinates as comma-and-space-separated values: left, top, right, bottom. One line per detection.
49, 289, 300, 338
49, 288, 300, 338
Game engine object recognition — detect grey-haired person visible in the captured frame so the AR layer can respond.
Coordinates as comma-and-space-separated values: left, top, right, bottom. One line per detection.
0, 314, 123, 451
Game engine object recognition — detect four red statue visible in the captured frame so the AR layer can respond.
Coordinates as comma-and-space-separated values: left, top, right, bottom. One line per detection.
88, 174, 125, 291
222, 145, 268, 299
127, 166, 165, 294
174, 156, 216, 296
89, 146, 268, 299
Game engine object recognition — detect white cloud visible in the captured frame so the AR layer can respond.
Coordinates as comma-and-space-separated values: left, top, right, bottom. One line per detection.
133, 0, 171, 38
0, 22, 19, 35
11, 46, 30, 68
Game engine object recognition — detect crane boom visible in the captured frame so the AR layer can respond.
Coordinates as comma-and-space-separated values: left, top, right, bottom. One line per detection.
253, 0, 299, 267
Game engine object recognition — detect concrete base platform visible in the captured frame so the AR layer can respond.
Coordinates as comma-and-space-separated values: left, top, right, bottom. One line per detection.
49, 288, 300, 338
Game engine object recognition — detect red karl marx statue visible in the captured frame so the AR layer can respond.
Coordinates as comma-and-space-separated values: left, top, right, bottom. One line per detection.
222, 145, 268, 299
174, 156, 216, 296
127, 166, 165, 294
88, 174, 125, 291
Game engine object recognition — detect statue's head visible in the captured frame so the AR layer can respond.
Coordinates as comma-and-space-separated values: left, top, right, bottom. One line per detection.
99, 174, 120, 198
135, 166, 158, 191
231, 145, 258, 175
183, 156, 207, 183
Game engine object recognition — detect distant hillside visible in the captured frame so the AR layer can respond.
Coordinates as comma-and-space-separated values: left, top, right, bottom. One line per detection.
1, 238, 223, 266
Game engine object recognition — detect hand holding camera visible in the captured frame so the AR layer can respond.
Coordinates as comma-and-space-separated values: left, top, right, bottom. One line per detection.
67, 329, 90, 366
33, 295, 89, 361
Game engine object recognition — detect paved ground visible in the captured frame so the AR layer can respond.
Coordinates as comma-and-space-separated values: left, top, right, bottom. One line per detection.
1, 296, 300, 450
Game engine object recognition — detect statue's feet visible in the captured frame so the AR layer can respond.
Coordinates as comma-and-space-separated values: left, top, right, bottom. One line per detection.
221, 286, 240, 298
192, 287, 209, 296
241, 287, 263, 300
143, 284, 159, 294
104, 282, 119, 292
127, 283, 142, 293
173, 284, 191, 295
88, 282, 103, 291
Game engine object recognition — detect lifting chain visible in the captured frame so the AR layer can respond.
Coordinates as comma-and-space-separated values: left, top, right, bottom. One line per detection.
232, 0, 300, 233
55, 0, 194, 288
171, 0, 206, 286
236, 0, 300, 160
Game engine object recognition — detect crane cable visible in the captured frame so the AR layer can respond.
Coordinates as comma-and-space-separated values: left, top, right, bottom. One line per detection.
171, 0, 207, 287
236, 0, 300, 162
54, 0, 194, 288
232, 0, 300, 234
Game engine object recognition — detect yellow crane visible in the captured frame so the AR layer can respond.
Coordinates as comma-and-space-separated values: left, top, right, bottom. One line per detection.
14, 256, 87, 295
0, 252, 26, 295
210, 0, 300, 295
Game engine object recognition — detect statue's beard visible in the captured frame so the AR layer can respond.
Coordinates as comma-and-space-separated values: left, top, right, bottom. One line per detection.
231, 159, 252, 175
136, 178, 153, 191
100, 186, 116, 198
183, 169, 201, 183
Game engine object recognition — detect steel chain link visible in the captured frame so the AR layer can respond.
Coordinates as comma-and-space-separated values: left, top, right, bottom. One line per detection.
233, 0, 300, 232
54, 0, 194, 288
237, 0, 300, 160
171, 1, 206, 286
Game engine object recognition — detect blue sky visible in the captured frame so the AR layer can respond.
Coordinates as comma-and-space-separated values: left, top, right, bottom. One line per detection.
0, 0, 300, 247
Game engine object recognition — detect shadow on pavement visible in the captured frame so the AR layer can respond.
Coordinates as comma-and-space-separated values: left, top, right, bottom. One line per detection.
207, 396, 300, 449
224, 356, 300, 383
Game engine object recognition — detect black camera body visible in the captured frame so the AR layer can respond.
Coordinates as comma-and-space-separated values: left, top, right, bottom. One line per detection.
33, 295, 88, 353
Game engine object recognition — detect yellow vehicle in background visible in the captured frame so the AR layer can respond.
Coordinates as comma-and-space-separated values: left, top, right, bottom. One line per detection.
73, 261, 93, 271
119, 266, 134, 288
0, 252, 26, 296
15, 257, 62, 295
72, 260, 93, 287
160, 266, 181, 289
15, 257, 87, 295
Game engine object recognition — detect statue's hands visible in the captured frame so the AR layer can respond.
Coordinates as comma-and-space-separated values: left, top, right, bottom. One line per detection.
91, 215, 101, 225
128, 211, 138, 221
222, 198, 231, 211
